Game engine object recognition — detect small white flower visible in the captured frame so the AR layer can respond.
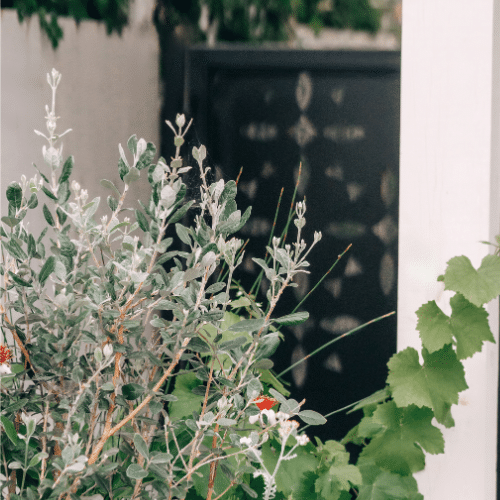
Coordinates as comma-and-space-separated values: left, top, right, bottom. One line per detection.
103, 344, 113, 358
0, 364, 12, 375
261, 409, 276, 426
239, 436, 253, 447
296, 434, 309, 446
71, 180, 81, 192
249, 414, 260, 425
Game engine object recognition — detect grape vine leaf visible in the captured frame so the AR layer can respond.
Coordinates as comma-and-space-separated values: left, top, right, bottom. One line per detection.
443, 254, 500, 307
261, 439, 318, 499
417, 295, 494, 359
168, 373, 204, 420
313, 440, 362, 500
449, 293, 495, 359
387, 345, 467, 426
416, 301, 454, 353
358, 402, 444, 475
357, 462, 423, 500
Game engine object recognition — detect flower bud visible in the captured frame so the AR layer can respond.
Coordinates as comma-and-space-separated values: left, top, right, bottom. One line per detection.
103, 344, 113, 358
175, 113, 186, 128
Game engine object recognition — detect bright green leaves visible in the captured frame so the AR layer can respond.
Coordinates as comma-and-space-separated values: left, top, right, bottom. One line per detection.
387, 346, 467, 426
416, 301, 453, 353
443, 254, 500, 307
168, 373, 204, 420
261, 439, 319, 499
358, 402, 443, 475
417, 295, 495, 360
0, 415, 19, 445
314, 441, 362, 500
449, 293, 495, 359
357, 463, 423, 500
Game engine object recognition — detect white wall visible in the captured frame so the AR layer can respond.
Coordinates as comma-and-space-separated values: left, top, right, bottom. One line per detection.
1, 3, 160, 230
398, 1, 500, 498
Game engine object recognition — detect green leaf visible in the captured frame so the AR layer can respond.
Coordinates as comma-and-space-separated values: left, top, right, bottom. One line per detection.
0, 415, 18, 445
41, 185, 58, 201
315, 463, 362, 499
59, 156, 74, 183
127, 134, 138, 155
4, 238, 27, 260
357, 463, 422, 500
136, 142, 156, 170
9, 272, 32, 287
100, 179, 122, 199
228, 318, 265, 333
27, 234, 36, 258
274, 311, 309, 326
126, 464, 148, 480
348, 388, 390, 413
387, 346, 467, 426
416, 300, 454, 353
6, 182, 22, 209
175, 223, 191, 246
359, 402, 444, 475
27, 193, 38, 209
168, 373, 204, 420
56, 207, 67, 225
57, 181, 70, 204
220, 180, 237, 205
107, 195, 118, 212
1, 216, 21, 228
43, 204, 55, 226
136, 210, 149, 232
261, 439, 318, 499
449, 293, 495, 359
298, 410, 327, 425
28, 451, 49, 469
444, 254, 500, 306
118, 158, 129, 181
124, 166, 140, 184
122, 383, 145, 401
83, 197, 100, 220
133, 433, 149, 460
168, 200, 195, 224
39, 256, 56, 285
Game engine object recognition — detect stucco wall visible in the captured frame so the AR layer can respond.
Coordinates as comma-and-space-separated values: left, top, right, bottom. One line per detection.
1, 6, 161, 234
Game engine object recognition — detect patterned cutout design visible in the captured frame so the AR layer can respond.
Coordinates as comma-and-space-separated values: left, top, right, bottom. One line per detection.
202, 58, 400, 441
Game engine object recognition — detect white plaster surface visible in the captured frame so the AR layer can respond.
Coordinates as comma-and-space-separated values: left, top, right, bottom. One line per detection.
398, 1, 500, 498
1, 7, 161, 235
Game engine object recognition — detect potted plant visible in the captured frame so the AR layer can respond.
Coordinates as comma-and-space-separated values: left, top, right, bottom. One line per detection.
1, 69, 497, 500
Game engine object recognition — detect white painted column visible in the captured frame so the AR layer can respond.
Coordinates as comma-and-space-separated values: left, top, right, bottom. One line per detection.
398, 2, 500, 499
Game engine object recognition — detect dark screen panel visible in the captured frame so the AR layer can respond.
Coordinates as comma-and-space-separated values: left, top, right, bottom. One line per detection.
187, 49, 400, 441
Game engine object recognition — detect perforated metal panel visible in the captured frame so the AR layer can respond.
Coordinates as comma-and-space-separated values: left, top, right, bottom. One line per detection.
186, 48, 400, 441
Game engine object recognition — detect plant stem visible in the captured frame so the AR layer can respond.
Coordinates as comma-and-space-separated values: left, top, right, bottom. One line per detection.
277, 311, 395, 379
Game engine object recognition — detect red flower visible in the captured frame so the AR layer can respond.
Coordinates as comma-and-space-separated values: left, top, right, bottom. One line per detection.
253, 395, 278, 411
0, 345, 13, 365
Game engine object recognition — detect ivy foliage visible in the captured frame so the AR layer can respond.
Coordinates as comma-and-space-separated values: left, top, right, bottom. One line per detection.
5, 0, 131, 48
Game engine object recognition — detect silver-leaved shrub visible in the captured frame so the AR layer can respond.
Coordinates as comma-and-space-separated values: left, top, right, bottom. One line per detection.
1, 69, 498, 500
